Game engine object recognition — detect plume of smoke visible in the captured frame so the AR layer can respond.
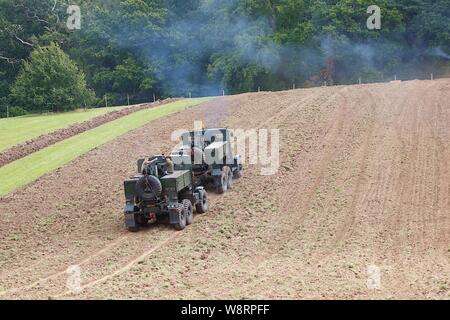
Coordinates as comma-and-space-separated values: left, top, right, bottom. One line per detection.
82, 0, 450, 96
429, 47, 450, 60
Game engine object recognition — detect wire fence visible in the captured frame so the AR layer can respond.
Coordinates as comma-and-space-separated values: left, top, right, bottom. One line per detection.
0, 72, 448, 119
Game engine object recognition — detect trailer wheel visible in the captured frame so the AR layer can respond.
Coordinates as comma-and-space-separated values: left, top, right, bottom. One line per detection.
215, 167, 228, 194
173, 206, 186, 231
196, 190, 209, 214
183, 199, 194, 226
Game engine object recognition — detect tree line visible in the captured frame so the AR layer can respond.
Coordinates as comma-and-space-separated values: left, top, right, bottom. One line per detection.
0, 0, 449, 117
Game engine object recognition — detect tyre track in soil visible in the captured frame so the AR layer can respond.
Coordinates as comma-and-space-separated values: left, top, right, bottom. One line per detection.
224, 86, 378, 298
331, 81, 448, 299
0, 97, 232, 299
0, 97, 223, 291
221, 85, 389, 299
345, 85, 414, 274
0, 235, 127, 297
57, 80, 450, 297
0, 94, 269, 299
225, 87, 344, 262
357, 83, 424, 298
54, 232, 181, 299
323, 81, 450, 298
380, 81, 450, 297
207, 88, 348, 298
57, 87, 310, 300
392, 83, 436, 294
56, 86, 340, 298
286, 87, 373, 267
136, 85, 370, 299
360, 86, 409, 257
1, 80, 450, 299
330, 85, 399, 251
117, 89, 348, 298
209, 81, 450, 299
426, 88, 450, 249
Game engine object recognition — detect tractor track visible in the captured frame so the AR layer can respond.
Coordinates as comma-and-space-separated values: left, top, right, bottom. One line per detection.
0, 97, 231, 299
0, 235, 129, 297
54, 232, 181, 299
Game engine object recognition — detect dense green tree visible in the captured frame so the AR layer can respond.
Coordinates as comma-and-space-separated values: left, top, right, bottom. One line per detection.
11, 43, 94, 113
1, 0, 449, 117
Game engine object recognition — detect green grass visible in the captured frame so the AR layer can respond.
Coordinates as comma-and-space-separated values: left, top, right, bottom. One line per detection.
0, 98, 211, 196
0, 106, 127, 152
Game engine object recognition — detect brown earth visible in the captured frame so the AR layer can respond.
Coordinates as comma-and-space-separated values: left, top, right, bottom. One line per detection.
0, 79, 449, 299
0, 98, 180, 167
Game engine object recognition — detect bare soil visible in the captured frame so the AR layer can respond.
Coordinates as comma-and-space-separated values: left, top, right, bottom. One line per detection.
0, 99, 180, 167
0, 80, 449, 300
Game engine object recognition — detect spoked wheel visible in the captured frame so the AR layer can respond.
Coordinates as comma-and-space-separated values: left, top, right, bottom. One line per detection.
173, 206, 186, 231
183, 199, 194, 226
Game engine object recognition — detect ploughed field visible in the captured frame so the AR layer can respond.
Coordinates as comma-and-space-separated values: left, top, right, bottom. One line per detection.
0, 79, 449, 299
